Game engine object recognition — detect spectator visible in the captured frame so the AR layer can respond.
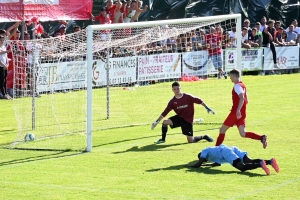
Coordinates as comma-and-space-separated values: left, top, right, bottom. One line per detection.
92, 8, 111, 25
106, 0, 117, 22
243, 19, 252, 33
262, 20, 280, 68
286, 24, 297, 44
124, 2, 136, 23
203, 27, 227, 79
113, 0, 124, 23
131, 0, 148, 22
260, 16, 268, 32
121, 0, 129, 19
0, 35, 11, 100
59, 24, 66, 36
275, 21, 281, 31
228, 23, 237, 47
73, 25, 81, 33
285, 19, 300, 34
248, 28, 261, 47
255, 22, 263, 39
275, 27, 285, 46
241, 27, 251, 49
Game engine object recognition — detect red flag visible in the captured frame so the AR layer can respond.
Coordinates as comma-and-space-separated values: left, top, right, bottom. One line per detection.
0, 0, 92, 22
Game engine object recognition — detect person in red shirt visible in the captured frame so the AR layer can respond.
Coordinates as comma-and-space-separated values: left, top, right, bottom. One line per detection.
106, 0, 117, 22
151, 81, 215, 144
92, 8, 112, 25
203, 26, 227, 79
215, 69, 268, 149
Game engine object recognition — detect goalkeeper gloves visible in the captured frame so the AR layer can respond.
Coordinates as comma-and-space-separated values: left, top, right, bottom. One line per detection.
151, 120, 160, 130
205, 106, 215, 114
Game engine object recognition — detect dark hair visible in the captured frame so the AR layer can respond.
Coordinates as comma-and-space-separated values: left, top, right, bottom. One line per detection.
252, 27, 257, 31
255, 22, 261, 25
275, 21, 281, 25
172, 81, 180, 87
73, 25, 81, 30
230, 69, 241, 78
0, 29, 6, 35
242, 27, 247, 30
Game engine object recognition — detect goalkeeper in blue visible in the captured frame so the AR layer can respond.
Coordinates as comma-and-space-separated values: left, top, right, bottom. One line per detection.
151, 81, 215, 144
188, 144, 280, 175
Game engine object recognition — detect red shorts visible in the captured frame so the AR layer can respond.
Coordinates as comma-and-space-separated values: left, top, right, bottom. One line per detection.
223, 112, 246, 127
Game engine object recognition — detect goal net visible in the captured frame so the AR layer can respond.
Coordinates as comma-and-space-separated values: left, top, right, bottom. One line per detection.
10, 14, 241, 151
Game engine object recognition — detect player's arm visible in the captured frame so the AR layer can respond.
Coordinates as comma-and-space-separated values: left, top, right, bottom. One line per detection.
190, 95, 215, 114
7, 22, 20, 39
188, 158, 207, 168
234, 84, 245, 119
151, 102, 172, 130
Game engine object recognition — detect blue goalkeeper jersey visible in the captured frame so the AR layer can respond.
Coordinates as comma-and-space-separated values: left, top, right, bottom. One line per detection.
199, 144, 229, 164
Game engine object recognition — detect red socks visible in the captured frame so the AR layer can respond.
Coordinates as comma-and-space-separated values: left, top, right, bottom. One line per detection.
245, 132, 261, 140
215, 133, 225, 146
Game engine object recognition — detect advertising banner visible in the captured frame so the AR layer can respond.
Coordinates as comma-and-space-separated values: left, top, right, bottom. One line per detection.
37, 57, 137, 92
138, 53, 181, 81
263, 46, 299, 70
182, 51, 220, 76
225, 48, 263, 71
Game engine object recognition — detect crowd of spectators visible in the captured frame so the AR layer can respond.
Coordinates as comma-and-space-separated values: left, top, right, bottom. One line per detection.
1, 9, 300, 99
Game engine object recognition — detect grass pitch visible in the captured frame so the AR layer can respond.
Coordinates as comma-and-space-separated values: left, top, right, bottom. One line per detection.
0, 74, 300, 200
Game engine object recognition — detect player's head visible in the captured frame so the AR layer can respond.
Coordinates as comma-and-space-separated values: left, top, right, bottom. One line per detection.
172, 81, 181, 95
229, 69, 241, 82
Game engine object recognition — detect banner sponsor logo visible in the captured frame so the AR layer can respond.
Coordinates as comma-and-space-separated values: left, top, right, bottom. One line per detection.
182, 51, 221, 76
138, 53, 181, 81
225, 48, 263, 71
263, 46, 299, 70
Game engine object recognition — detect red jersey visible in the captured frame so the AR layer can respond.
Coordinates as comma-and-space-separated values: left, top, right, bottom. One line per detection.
205, 33, 222, 56
161, 93, 203, 124
95, 15, 111, 24
231, 82, 248, 113
106, 5, 116, 22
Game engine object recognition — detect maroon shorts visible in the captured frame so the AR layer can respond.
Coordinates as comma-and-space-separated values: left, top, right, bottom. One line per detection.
223, 112, 246, 127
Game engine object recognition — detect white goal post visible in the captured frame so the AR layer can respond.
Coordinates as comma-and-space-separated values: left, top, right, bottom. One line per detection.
86, 14, 242, 152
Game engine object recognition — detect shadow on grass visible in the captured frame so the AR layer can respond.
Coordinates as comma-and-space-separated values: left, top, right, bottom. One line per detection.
92, 127, 219, 150
0, 150, 84, 167
146, 160, 264, 177
113, 143, 186, 154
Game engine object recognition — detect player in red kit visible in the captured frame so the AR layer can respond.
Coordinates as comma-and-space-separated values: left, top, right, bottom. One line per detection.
215, 69, 268, 148
151, 81, 215, 144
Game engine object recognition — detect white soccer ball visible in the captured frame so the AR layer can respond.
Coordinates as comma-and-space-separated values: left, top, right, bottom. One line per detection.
24, 133, 35, 141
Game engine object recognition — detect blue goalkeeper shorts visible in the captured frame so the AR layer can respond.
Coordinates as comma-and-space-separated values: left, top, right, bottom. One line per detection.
220, 146, 248, 165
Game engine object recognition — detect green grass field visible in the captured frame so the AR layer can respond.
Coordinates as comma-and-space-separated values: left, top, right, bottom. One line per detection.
1, 74, 300, 200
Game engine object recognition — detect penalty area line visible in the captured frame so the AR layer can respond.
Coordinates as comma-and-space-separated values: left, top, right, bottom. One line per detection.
227, 176, 300, 200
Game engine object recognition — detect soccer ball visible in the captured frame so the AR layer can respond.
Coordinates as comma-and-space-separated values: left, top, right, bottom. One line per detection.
24, 133, 35, 141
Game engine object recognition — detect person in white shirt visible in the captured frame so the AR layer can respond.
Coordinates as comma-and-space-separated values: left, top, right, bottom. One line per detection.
0, 35, 12, 99
228, 24, 237, 47
285, 19, 300, 34
259, 16, 268, 32
241, 27, 251, 49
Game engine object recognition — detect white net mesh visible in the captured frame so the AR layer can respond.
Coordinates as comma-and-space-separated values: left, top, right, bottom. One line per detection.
9, 15, 240, 151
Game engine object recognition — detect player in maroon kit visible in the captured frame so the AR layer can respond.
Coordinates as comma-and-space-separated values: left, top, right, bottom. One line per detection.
215, 69, 268, 149
151, 81, 215, 144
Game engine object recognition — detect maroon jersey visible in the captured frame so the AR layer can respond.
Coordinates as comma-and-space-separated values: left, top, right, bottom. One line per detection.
231, 81, 248, 113
161, 93, 203, 124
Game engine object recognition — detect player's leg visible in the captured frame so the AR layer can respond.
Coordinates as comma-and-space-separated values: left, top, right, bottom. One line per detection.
243, 155, 279, 173
215, 112, 236, 146
237, 125, 268, 149
155, 116, 179, 144
232, 158, 270, 175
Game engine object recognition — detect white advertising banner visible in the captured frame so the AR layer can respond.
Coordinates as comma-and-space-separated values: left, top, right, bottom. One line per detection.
37, 61, 87, 92
225, 48, 263, 71
92, 56, 137, 86
182, 51, 220, 76
138, 53, 181, 81
264, 46, 299, 70
37, 57, 137, 92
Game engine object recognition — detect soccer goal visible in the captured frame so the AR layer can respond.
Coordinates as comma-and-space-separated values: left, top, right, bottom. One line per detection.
10, 14, 241, 152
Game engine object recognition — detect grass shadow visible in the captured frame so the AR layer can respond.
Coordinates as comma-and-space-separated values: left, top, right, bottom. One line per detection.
113, 143, 186, 154
0, 150, 84, 167
147, 160, 265, 177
